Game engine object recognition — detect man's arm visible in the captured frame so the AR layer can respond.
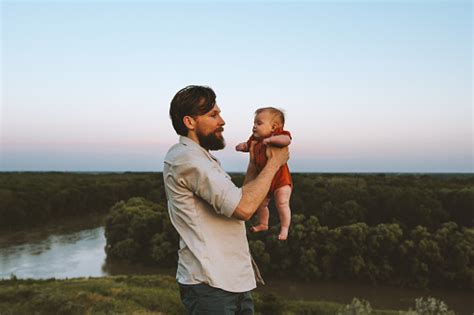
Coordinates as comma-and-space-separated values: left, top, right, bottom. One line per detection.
263, 135, 291, 147
232, 145, 289, 221
243, 141, 257, 185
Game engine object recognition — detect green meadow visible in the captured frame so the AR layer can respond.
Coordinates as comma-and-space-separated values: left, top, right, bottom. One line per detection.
0, 274, 432, 315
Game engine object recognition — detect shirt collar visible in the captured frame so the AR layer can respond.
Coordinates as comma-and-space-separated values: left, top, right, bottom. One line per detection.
179, 136, 220, 163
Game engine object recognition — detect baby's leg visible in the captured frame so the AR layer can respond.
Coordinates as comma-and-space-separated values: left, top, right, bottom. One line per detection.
250, 197, 270, 233
274, 185, 292, 240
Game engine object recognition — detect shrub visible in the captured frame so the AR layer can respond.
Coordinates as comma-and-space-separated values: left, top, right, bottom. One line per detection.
337, 298, 372, 315
412, 297, 454, 315
104, 197, 178, 265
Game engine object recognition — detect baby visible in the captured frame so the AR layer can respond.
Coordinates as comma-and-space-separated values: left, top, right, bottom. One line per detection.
235, 107, 292, 240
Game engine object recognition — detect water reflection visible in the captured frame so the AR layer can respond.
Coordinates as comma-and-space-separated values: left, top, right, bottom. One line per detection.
0, 227, 106, 279
0, 222, 173, 280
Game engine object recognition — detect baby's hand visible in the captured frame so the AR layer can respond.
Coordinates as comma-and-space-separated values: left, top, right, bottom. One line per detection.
263, 138, 272, 145
235, 142, 248, 152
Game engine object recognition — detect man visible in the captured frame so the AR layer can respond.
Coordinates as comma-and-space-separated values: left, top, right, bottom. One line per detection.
163, 85, 289, 314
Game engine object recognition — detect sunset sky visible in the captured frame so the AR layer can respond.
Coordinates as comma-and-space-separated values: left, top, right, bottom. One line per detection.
1, 1, 472, 172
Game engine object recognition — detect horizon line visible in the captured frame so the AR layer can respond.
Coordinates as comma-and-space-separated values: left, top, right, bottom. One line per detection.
1, 170, 473, 175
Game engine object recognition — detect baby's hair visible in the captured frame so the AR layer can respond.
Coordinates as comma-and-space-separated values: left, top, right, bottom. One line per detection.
255, 107, 285, 127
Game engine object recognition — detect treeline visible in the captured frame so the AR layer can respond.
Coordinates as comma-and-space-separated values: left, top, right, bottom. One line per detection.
104, 198, 177, 266
105, 197, 474, 290
1, 172, 472, 231
249, 215, 473, 290
0, 172, 166, 230
233, 173, 474, 230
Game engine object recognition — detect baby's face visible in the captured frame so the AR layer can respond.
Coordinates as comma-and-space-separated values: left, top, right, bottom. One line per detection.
252, 111, 275, 139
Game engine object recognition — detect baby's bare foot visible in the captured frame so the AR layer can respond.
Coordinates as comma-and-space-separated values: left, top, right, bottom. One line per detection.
250, 224, 268, 233
278, 227, 289, 240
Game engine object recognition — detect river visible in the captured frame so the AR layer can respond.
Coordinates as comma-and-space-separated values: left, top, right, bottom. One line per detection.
0, 219, 472, 314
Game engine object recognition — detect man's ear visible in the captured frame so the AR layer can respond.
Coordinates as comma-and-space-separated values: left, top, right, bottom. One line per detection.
183, 116, 196, 131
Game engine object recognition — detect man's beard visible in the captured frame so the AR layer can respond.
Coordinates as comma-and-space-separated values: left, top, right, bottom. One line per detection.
197, 129, 225, 151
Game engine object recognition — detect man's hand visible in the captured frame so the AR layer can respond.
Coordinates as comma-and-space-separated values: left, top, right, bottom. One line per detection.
248, 141, 257, 167
266, 145, 289, 168
233, 143, 289, 221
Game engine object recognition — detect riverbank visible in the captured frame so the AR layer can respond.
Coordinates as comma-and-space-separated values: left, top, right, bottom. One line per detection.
0, 274, 443, 314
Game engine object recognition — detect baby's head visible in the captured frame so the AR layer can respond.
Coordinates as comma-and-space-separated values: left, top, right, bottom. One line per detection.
252, 107, 285, 139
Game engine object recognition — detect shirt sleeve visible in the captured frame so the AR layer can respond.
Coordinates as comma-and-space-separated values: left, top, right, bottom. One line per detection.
177, 156, 242, 218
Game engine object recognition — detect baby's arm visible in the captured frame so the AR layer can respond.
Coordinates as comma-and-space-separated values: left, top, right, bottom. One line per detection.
235, 142, 249, 152
263, 135, 291, 147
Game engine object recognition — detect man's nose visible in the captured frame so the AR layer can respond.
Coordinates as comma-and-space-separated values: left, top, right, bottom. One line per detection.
219, 116, 225, 125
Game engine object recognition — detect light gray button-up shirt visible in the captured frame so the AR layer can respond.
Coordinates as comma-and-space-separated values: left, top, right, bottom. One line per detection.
163, 136, 256, 293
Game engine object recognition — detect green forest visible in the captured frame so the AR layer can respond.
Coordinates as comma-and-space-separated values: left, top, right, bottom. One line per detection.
1, 172, 473, 290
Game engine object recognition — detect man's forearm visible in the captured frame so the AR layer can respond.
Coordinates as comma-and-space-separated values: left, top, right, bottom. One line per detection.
233, 160, 280, 220
243, 161, 258, 185
265, 135, 291, 147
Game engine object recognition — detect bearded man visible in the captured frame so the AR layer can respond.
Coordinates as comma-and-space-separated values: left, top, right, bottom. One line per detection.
163, 85, 289, 314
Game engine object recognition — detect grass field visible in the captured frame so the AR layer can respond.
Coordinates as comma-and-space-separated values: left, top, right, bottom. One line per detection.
0, 274, 411, 314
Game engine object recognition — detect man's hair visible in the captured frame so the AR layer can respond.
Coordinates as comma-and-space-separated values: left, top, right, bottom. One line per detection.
170, 85, 216, 136
255, 107, 285, 127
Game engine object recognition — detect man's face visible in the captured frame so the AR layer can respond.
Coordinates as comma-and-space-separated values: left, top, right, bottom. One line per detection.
195, 104, 226, 151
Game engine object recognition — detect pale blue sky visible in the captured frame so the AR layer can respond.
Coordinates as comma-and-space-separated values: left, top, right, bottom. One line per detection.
1, 1, 472, 172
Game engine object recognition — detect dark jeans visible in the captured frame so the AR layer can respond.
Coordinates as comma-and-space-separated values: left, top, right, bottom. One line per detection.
178, 283, 254, 315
